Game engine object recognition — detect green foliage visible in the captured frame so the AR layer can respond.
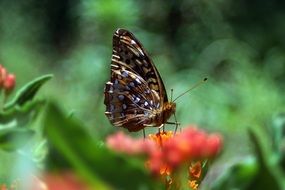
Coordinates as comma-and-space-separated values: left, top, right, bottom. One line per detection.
43, 102, 162, 189
247, 127, 283, 190
0, 0, 285, 189
209, 157, 258, 190
0, 75, 52, 152
0, 74, 52, 186
209, 125, 285, 190
0, 128, 35, 151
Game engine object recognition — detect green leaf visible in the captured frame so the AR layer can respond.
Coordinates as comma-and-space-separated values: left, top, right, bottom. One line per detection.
43, 102, 162, 190
210, 126, 285, 190
247, 127, 284, 190
0, 100, 45, 126
210, 157, 258, 190
4, 74, 53, 110
271, 113, 285, 171
0, 128, 35, 151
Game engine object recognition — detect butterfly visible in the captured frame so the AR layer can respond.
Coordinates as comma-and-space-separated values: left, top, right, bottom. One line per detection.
104, 28, 177, 132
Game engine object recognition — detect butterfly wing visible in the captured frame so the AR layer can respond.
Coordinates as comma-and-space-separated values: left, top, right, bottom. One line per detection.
112, 28, 168, 103
104, 28, 168, 131
104, 68, 160, 131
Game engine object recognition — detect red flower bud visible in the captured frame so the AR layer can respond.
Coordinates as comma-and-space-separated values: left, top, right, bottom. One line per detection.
3, 74, 16, 93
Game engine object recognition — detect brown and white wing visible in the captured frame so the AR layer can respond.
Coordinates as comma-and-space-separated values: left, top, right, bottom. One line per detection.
104, 28, 169, 131
112, 28, 168, 103
104, 68, 160, 132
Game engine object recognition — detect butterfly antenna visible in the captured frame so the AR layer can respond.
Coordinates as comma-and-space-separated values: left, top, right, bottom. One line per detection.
173, 77, 208, 102
170, 89, 174, 102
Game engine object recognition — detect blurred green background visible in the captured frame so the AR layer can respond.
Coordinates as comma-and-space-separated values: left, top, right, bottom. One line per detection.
2, 0, 285, 141
1, 0, 285, 186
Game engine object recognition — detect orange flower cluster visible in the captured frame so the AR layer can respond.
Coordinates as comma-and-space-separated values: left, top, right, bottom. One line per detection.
0, 64, 16, 95
188, 161, 203, 190
149, 127, 222, 173
106, 126, 222, 189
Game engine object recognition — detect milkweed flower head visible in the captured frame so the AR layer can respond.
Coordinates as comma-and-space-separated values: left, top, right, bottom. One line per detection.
146, 126, 222, 174
106, 125, 223, 189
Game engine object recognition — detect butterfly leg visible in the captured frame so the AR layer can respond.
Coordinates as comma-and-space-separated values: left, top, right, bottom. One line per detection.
165, 116, 180, 134
143, 128, 146, 139
158, 124, 163, 133
166, 121, 181, 132
165, 121, 180, 125
157, 124, 164, 133
174, 112, 180, 135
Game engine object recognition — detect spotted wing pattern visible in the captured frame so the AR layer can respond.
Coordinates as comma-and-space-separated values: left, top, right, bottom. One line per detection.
104, 28, 168, 132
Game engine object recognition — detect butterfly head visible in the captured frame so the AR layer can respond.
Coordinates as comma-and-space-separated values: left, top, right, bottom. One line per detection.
163, 101, 176, 120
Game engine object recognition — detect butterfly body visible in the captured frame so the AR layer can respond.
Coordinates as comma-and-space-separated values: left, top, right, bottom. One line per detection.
104, 28, 176, 132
